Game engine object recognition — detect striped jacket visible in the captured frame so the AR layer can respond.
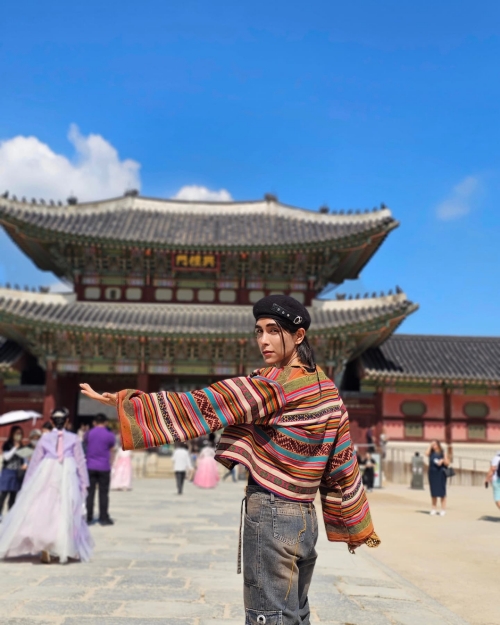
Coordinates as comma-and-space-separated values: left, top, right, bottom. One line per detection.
117, 364, 379, 548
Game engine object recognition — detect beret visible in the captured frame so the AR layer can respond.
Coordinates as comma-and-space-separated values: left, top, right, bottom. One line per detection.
252, 295, 311, 331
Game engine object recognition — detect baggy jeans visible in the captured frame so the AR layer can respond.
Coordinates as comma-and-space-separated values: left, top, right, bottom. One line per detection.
242, 486, 318, 625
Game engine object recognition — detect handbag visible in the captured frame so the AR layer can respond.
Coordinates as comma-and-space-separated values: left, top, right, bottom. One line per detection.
444, 466, 455, 479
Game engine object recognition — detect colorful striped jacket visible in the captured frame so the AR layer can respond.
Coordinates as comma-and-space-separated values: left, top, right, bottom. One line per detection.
117, 364, 380, 548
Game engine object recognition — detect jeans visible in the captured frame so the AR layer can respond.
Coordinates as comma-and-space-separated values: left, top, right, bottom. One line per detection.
243, 486, 318, 625
87, 470, 111, 522
175, 471, 186, 494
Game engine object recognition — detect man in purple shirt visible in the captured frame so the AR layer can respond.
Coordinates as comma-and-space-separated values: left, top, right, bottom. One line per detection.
85, 414, 116, 525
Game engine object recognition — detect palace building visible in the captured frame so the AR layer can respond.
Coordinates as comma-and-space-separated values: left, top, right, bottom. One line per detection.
0, 191, 499, 443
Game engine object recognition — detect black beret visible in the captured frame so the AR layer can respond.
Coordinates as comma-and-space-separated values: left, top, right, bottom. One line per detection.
252, 295, 311, 330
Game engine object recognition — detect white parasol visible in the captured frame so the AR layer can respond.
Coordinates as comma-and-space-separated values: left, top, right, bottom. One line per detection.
0, 410, 43, 426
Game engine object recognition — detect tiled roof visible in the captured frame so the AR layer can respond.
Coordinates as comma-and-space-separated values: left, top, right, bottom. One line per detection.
0, 336, 24, 370
0, 289, 416, 338
362, 334, 500, 383
0, 196, 397, 248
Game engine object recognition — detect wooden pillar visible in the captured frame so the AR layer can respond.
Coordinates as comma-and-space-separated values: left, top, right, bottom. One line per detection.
57, 374, 79, 428
0, 375, 5, 416
137, 372, 150, 393
43, 360, 58, 420
444, 386, 453, 462
374, 387, 384, 443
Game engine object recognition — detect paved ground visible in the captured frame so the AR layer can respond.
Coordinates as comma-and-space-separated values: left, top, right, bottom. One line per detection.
367, 482, 500, 625
0, 478, 472, 625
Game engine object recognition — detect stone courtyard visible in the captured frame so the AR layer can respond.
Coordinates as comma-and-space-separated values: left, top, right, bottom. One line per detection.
0, 478, 473, 625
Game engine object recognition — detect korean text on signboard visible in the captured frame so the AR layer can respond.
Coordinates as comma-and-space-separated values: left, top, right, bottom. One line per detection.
173, 254, 218, 271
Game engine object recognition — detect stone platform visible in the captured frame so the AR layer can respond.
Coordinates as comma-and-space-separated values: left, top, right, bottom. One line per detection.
0, 479, 468, 625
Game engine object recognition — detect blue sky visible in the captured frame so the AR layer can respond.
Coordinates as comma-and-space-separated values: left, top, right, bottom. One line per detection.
0, 1, 499, 336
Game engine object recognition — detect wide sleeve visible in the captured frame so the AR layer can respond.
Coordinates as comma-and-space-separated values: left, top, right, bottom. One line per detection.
73, 438, 89, 491
23, 440, 46, 484
320, 403, 380, 549
117, 374, 286, 451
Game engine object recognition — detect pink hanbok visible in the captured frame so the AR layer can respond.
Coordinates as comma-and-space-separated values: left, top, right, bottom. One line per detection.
0, 429, 93, 563
193, 446, 220, 489
110, 447, 132, 490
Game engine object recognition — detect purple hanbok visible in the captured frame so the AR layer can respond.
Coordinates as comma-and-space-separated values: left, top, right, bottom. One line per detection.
0, 429, 93, 563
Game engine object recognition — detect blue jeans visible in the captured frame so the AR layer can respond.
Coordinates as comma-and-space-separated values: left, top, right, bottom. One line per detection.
243, 486, 318, 625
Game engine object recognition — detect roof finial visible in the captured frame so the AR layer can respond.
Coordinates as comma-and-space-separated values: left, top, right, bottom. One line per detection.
264, 193, 278, 203
124, 189, 139, 197
67, 196, 78, 206
1, 190, 8, 199
319, 205, 329, 214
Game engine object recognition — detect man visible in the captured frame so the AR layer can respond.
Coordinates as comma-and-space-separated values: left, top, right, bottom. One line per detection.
485, 450, 500, 510
85, 414, 116, 525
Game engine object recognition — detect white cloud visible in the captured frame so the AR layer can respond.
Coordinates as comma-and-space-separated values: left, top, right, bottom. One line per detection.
436, 175, 481, 221
172, 184, 233, 202
0, 124, 141, 203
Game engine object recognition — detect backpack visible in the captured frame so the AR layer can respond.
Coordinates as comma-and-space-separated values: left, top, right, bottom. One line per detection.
496, 456, 500, 479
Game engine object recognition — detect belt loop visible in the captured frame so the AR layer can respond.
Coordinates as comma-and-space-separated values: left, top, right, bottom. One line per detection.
270, 492, 275, 504
237, 496, 245, 574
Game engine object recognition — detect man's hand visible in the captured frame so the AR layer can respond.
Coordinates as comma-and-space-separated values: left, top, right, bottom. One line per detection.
80, 383, 118, 407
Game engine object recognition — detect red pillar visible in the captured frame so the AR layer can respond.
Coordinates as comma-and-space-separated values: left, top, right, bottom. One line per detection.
43, 360, 58, 420
58, 374, 79, 428
444, 386, 453, 462
0, 376, 5, 416
137, 372, 150, 393
374, 387, 384, 444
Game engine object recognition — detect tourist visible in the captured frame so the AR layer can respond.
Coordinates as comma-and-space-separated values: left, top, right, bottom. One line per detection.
0, 426, 26, 518
110, 436, 133, 491
172, 442, 193, 494
77, 423, 90, 455
81, 295, 380, 625
41, 421, 53, 435
222, 466, 238, 482
426, 440, 450, 515
0, 408, 93, 564
362, 452, 375, 492
485, 450, 500, 510
193, 440, 220, 489
17, 429, 42, 486
85, 413, 116, 525
366, 427, 376, 453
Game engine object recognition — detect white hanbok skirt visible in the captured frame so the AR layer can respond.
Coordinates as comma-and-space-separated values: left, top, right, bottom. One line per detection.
0, 457, 93, 563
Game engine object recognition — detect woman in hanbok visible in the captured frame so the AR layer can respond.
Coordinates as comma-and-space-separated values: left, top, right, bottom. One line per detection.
110, 438, 133, 491
0, 408, 93, 564
193, 441, 220, 489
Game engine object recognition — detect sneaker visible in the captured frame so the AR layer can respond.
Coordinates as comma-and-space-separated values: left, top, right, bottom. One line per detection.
99, 518, 115, 526
430, 509, 438, 515
440, 510, 446, 516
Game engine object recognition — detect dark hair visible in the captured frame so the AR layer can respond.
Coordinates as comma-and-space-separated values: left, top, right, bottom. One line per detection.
271, 317, 316, 371
433, 440, 444, 455
51, 407, 70, 431
42, 421, 53, 431
94, 413, 107, 425
7, 425, 23, 443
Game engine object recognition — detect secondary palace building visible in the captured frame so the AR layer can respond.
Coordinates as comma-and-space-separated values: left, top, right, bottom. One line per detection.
0, 191, 499, 444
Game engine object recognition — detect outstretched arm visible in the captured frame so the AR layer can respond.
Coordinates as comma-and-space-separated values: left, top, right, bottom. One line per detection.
320, 403, 380, 550
81, 375, 286, 451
